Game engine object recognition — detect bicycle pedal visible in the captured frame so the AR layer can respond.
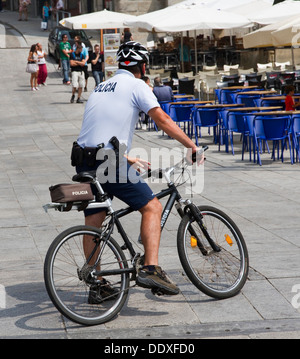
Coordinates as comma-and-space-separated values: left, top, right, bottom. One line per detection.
151, 287, 165, 296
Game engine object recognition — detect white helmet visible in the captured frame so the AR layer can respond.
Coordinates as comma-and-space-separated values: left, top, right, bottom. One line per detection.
117, 41, 149, 67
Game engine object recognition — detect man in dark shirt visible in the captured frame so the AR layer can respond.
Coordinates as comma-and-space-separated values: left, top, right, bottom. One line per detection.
91, 44, 104, 87
70, 43, 86, 103
153, 76, 174, 102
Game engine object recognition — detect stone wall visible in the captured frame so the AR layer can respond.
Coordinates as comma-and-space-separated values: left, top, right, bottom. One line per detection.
114, 0, 167, 15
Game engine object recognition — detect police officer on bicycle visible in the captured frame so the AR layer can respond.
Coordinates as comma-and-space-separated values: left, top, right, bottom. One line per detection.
73, 41, 204, 301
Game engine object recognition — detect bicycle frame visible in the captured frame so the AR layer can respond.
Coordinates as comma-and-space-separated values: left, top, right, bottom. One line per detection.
91, 178, 220, 280
113, 182, 183, 257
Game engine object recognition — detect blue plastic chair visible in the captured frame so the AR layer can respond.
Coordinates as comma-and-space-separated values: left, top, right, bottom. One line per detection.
219, 89, 238, 104
159, 101, 171, 115
218, 108, 250, 154
169, 104, 194, 138
291, 114, 300, 162
191, 107, 219, 146
218, 109, 230, 152
226, 112, 250, 159
244, 114, 273, 163
253, 116, 293, 165
235, 94, 261, 107
254, 97, 285, 109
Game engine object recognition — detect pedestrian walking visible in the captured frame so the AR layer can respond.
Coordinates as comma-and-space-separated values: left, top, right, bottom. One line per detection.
70, 43, 86, 104
42, 1, 51, 31
27, 44, 39, 91
18, 0, 31, 21
37, 43, 48, 86
59, 34, 72, 85
121, 28, 133, 43
73, 36, 89, 91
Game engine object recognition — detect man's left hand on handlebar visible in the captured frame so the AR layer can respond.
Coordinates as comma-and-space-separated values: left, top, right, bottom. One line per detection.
187, 147, 206, 166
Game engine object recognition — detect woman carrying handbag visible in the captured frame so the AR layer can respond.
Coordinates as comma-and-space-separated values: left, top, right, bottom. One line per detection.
26, 44, 39, 91
41, 1, 51, 31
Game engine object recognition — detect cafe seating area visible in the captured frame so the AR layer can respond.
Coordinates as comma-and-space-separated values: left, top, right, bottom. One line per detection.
139, 74, 300, 166
146, 58, 300, 103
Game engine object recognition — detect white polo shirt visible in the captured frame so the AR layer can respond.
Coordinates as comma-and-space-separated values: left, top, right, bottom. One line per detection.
77, 69, 159, 151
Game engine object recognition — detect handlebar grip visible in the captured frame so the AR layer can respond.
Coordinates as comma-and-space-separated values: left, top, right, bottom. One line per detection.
192, 146, 208, 163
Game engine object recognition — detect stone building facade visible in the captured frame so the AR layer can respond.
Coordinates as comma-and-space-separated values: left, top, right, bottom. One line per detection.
5, 0, 180, 17
4, 0, 182, 43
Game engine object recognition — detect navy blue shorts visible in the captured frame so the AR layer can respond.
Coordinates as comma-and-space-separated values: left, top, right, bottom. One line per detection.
76, 159, 156, 217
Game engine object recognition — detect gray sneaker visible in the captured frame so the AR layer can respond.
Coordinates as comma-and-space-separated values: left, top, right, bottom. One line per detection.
136, 266, 179, 295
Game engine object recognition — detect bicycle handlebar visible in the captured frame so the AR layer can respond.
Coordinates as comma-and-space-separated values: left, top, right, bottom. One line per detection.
141, 146, 208, 180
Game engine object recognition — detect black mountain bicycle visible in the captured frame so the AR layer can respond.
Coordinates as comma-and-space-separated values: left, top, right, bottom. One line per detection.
44, 147, 249, 326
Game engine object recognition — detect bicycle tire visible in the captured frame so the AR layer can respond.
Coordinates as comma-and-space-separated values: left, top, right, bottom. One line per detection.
44, 225, 130, 326
177, 206, 249, 299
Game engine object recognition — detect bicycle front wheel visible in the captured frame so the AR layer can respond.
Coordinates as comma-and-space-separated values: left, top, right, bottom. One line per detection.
44, 225, 130, 326
177, 206, 249, 299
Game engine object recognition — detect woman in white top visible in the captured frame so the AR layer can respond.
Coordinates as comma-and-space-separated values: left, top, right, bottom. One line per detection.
27, 43, 39, 91
37, 43, 48, 86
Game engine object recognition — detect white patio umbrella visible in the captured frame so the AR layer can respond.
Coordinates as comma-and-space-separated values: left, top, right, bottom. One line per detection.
243, 22, 281, 49
170, 0, 273, 10
226, 0, 273, 17
272, 15, 300, 47
243, 14, 300, 68
59, 9, 137, 30
243, 14, 300, 49
125, 4, 252, 33
249, 0, 300, 25
125, 3, 252, 72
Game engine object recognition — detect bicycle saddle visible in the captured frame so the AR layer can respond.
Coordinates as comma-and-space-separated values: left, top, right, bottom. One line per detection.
72, 171, 96, 183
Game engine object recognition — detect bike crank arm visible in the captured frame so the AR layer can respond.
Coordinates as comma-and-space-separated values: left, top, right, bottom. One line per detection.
95, 267, 134, 277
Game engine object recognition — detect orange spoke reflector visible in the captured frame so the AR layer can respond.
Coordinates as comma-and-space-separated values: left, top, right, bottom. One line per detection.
190, 236, 197, 248
225, 234, 233, 246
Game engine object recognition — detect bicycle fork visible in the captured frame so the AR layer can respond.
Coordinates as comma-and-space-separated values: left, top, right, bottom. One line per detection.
176, 200, 221, 255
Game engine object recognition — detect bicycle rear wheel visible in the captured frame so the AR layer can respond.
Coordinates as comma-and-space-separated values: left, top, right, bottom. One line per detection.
44, 225, 130, 326
177, 206, 249, 299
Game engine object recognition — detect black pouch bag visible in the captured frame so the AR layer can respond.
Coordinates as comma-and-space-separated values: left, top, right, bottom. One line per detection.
71, 141, 83, 167
83, 146, 99, 167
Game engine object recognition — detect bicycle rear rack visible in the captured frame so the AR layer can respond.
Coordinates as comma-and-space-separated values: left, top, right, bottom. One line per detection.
43, 200, 111, 213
